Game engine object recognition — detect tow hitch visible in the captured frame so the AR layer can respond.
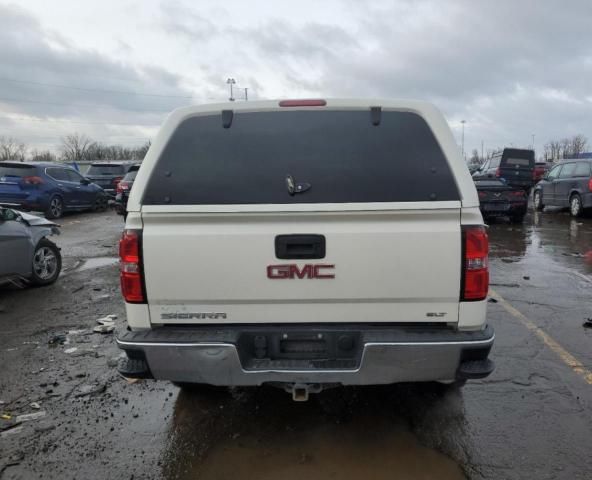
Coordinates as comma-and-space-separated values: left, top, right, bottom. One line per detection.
283, 383, 324, 402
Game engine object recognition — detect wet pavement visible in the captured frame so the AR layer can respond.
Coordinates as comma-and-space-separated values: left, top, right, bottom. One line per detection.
1, 208, 592, 479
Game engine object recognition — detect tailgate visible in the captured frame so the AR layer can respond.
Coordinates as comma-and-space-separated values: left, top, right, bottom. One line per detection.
142, 208, 461, 325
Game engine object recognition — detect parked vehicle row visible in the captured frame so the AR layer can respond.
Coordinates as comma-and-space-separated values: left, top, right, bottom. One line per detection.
114, 164, 140, 217
0, 162, 112, 219
533, 158, 592, 217
472, 149, 591, 220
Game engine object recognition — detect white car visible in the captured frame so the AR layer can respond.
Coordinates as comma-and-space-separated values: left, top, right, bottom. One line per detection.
116, 98, 494, 400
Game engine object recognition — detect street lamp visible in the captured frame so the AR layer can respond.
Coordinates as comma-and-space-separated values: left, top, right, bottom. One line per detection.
226, 78, 236, 102
461, 120, 466, 159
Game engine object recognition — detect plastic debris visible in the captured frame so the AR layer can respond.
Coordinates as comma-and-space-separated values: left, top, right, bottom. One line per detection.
1, 413, 11, 420
64, 347, 78, 354
583, 318, 592, 329
48, 334, 67, 345
93, 324, 115, 334
16, 411, 46, 423
30, 402, 41, 410
96, 316, 116, 325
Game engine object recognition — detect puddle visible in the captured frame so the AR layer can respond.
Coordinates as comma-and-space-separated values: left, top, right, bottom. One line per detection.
161, 386, 466, 480
75, 257, 119, 272
193, 423, 464, 480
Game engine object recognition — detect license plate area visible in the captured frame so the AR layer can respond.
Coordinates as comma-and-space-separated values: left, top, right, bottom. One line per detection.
238, 330, 361, 370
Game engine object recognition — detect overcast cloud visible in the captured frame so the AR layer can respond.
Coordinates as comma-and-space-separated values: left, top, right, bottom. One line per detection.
1, 0, 591, 155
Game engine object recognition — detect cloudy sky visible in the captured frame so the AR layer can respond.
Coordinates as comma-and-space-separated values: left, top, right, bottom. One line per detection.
1, 0, 591, 156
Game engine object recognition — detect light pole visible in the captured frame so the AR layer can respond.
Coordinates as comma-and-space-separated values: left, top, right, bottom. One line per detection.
226, 78, 236, 102
461, 120, 466, 159
531, 134, 535, 152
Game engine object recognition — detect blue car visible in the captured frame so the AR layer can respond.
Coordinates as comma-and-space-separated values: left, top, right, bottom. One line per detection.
0, 162, 108, 219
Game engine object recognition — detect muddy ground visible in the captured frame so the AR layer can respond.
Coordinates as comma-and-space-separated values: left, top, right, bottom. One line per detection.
1, 207, 592, 479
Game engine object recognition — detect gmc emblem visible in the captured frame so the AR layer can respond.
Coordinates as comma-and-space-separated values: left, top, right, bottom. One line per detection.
267, 264, 335, 279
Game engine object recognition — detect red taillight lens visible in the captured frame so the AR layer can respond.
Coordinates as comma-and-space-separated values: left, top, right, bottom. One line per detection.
462, 226, 489, 301
116, 181, 129, 194
478, 191, 486, 199
510, 190, 525, 197
495, 167, 501, 178
119, 230, 145, 303
113, 176, 123, 187
279, 99, 327, 107
22, 176, 45, 185
588, 178, 592, 192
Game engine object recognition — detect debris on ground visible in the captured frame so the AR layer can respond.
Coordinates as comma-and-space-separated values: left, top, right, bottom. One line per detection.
64, 347, 78, 354
93, 324, 115, 334
523, 276, 530, 280
488, 298, 498, 303
0, 425, 24, 438
71, 285, 84, 293
15, 411, 46, 423
96, 315, 117, 325
48, 334, 67, 345
30, 402, 41, 410
73, 383, 106, 398
583, 318, 592, 329
490, 282, 520, 288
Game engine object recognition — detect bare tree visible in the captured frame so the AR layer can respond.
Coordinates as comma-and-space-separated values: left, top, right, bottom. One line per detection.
133, 140, 151, 160
568, 134, 587, 157
0, 136, 27, 161
30, 149, 57, 162
469, 149, 480, 165
544, 140, 562, 161
60, 133, 93, 161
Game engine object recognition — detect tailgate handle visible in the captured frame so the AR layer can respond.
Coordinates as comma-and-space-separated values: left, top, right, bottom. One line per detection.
275, 234, 326, 259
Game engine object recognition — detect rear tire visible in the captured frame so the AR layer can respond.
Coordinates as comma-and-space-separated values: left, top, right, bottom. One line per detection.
533, 190, 544, 211
29, 239, 62, 286
45, 195, 63, 219
570, 194, 583, 217
93, 193, 108, 212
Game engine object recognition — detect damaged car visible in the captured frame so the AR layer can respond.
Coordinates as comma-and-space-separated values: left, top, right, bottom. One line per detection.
0, 207, 62, 287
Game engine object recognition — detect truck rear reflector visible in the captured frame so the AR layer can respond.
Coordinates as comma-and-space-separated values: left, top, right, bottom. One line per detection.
279, 99, 326, 107
119, 230, 146, 303
462, 226, 489, 301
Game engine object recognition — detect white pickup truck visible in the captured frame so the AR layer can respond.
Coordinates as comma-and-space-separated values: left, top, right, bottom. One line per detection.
116, 99, 494, 400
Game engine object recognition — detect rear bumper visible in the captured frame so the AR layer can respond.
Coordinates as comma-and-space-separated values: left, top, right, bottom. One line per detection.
116, 324, 495, 385
0, 192, 49, 211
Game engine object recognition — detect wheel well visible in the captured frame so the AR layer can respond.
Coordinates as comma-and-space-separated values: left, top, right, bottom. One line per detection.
569, 191, 582, 201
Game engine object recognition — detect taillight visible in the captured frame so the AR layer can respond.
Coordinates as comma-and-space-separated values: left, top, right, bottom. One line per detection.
495, 167, 501, 178
461, 226, 489, 301
119, 230, 145, 303
279, 99, 327, 107
478, 191, 486, 199
113, 176, 123, 187
22, 176, 45, 185
116, 181, 129, 194
510, 190, 525, 197
588, 178, 592, 192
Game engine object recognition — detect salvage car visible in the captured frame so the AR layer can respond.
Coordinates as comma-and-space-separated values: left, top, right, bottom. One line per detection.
472, 148, 535, 190
475, 179, 528, 223
85, 162, 136, 196
533, 159, 592, 217
114, 164, 140, 217
0, 162, 108, 219
115, 99, 494, 401
0, 207, 61, 286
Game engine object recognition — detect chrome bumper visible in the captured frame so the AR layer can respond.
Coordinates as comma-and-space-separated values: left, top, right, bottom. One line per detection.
116, 325, 494, 385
